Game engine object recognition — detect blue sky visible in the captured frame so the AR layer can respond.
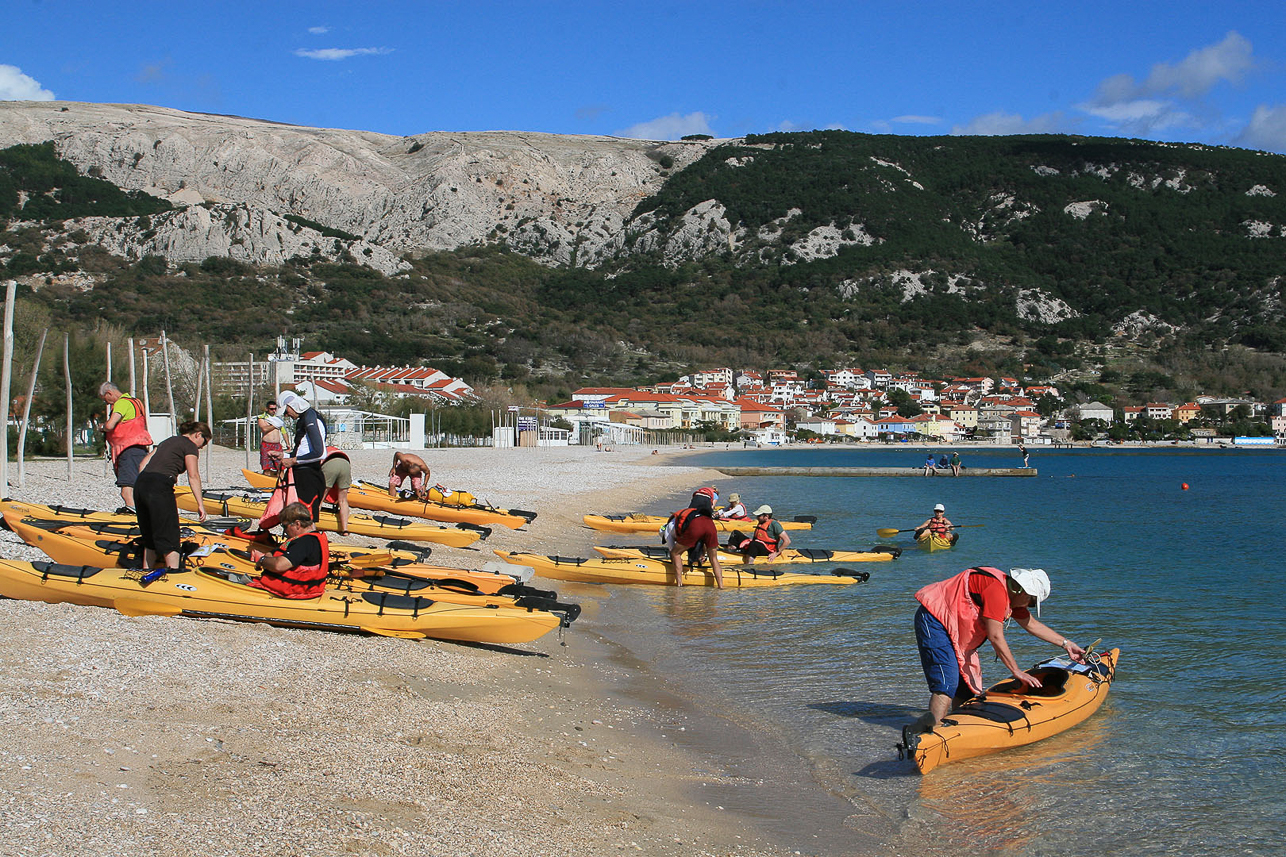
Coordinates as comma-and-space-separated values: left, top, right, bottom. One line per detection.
3, 1, 1286, 152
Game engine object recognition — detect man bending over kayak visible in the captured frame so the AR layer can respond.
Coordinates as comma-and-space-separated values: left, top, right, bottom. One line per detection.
908, 566, 1087, 739
389, 451, 431, 500
663, 489, 724, 588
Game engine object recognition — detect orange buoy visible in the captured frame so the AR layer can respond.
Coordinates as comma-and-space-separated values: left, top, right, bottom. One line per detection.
1181, 483, 1190, 490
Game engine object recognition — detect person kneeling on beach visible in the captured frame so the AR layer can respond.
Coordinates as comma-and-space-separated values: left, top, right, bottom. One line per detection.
662, 489, 724, 589
245, 502, 330, 599
906, 566, 1087, 741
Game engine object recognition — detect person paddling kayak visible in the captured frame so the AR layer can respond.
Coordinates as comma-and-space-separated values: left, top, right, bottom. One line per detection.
915, 504, 957, 546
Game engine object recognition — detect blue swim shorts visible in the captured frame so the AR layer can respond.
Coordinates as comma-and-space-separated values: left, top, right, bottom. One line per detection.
914, 605, 966, 698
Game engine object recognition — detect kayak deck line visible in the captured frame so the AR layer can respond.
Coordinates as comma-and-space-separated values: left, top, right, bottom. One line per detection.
711, 466, 1037, 477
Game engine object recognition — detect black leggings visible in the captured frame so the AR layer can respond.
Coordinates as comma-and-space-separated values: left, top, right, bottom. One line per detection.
135, 472, 180, 559
291, 464, 326, 521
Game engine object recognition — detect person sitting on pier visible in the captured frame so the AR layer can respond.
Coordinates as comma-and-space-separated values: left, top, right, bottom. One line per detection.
924, 453, 938, 476
915, 504, 958, 546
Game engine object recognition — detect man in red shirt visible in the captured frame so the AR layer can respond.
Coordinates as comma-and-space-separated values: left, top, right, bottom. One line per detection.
664, 497, 725, 589
910, 566, 1086, 734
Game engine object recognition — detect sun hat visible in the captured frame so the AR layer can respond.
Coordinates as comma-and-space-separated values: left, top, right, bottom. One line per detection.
933, 503, 945, 511
728, 493, 741, 503
277, 390, 309, 413
753, 505, 773, 516
1008, 568, 1051, 616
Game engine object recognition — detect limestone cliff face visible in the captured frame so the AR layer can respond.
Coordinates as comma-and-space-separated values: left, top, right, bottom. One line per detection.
0, 101, 717, 267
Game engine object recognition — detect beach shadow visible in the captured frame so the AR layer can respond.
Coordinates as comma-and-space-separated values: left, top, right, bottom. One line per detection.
448, 640, 552, 657
855, 758, 920, 779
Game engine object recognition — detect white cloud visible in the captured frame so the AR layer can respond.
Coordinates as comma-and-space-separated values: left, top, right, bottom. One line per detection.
1080, 33, 1256, 137
294, 47, 392, 61
891, 115, 941, 126
0, 64, 55, 101
952, 111, 1066, 136
1237, 105, 1286, 153
618, 111, 714, 140
308, 26, 329, 35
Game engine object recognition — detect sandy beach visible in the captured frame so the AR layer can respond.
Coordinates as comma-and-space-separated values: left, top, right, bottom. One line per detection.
0, 444, 839, 857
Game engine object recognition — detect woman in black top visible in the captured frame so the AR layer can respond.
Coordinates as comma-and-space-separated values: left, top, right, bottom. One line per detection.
135, 421, 210, 570
271, 391, 328, 520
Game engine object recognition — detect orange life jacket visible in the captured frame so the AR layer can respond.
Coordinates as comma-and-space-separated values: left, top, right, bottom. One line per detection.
914, 566, 1010, 694
928, 516, 951, 535
106, 396, 153, 459
250, 530, 329, 599
751, 519, 780, 550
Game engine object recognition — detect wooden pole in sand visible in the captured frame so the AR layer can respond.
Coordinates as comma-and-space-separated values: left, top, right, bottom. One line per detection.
141, 348, 151, 422
64, 333, 72, 481
103, 341, 112, 476
246, 353, 254, 469
16, 329, 46, 487
203, 344, 213, 474
0, 281, 14, 493
193, 353, 204, 422
160, 330, 176, 433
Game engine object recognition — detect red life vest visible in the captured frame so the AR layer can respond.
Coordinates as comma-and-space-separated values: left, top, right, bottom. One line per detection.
751, 519, 780, 550
928, 516, 951, 535
257, 447, 350, 529
914, 566, 1010, 694
106, 396, 153, 459
250, 530, 330, 599
669, 506, 713, 548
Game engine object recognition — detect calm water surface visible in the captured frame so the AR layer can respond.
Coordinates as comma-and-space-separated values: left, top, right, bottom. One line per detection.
590, 447, 1285, 856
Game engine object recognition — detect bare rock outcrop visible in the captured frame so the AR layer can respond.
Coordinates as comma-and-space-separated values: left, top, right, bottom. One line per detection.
0, 101, 719, 267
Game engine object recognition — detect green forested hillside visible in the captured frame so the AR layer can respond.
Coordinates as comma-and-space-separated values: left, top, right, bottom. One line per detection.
2, 133, 1284, 406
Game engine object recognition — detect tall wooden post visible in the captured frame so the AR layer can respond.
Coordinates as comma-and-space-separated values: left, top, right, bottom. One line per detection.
161, 330, 176, 431
0, 281, 14, 493
16, 330, 46, 487
128, 337, 136, 396
246, 353, 254, 468
203, 344, 213, 473
64, 333, 72, 481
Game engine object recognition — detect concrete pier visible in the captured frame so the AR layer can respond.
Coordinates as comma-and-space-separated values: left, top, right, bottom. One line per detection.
710, 466, 1037, 477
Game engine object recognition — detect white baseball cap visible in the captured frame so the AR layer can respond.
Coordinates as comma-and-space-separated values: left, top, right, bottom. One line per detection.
933, 503, 945, 511
1008, 568, 1050, 616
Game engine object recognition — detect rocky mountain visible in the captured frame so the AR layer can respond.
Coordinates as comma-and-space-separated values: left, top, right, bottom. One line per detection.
0, 101, 714, 268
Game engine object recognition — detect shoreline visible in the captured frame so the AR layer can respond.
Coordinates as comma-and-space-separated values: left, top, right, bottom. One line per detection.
0, 444, 856, 857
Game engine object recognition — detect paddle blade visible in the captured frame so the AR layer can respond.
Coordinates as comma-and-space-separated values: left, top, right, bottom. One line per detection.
876, 528, 902, 538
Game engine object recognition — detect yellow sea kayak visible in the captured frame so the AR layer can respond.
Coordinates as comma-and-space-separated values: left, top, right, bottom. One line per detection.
917, 532, 957, 551
241, 470, 536, 530
0, 557, 568, 644
583, 513, 816, 535
593, 544, 899, 564
898, 649, 1120, 774
493, 550, 870, 587
0, 514, 535, 597
176, 488, 487, 547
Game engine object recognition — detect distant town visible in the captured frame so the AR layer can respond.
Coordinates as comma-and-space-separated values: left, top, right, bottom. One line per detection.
223, 347, 1284, 447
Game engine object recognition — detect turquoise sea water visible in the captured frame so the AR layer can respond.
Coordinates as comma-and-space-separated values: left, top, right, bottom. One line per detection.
588, 447, 1285, 856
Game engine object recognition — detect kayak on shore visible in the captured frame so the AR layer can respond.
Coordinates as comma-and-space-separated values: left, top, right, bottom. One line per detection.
897, 648, 1120, 774
176, 488, 489, 547
493, 550, 871, 588
0, 556, 574, 644
241, 470, 537, 529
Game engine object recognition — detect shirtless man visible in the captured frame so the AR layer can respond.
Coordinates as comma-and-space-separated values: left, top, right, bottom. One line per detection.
257, 401, 286, 474
388, 451, 430, 500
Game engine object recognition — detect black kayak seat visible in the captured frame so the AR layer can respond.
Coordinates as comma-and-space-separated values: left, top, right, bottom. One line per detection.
34, 562, 104, 582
